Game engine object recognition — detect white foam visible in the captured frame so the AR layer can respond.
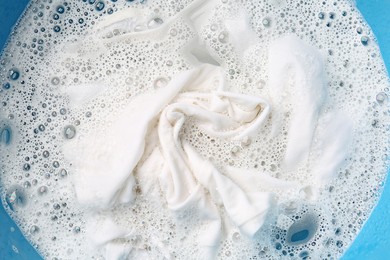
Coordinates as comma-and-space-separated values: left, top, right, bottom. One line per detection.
0, 0, 389, 259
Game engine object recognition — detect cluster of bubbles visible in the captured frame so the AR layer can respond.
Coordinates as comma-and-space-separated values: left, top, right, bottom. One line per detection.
0, 0, 389, 259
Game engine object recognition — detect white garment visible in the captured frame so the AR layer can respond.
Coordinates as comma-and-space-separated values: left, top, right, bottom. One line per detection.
64, 64, 288, 258
268, 35, 352, 184
63, 37, 351, 259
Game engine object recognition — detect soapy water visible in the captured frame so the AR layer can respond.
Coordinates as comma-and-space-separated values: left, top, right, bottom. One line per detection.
0, 0, 389, 259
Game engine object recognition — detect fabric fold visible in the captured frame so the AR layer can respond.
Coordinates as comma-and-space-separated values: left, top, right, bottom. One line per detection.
87, 217, 134, 260
268, 35, 327, 171
65, 64, 278, 257
155, 66, 273, 256
64, 37, 351, 257
183, 142, 274, 237
63, 66, 219, 209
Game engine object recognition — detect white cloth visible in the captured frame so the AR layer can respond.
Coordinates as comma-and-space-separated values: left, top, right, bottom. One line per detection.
63, 36, 352, 259
268, 35, 352, 184
156, 65, 274, 257
64, 64, 287, 258
268, 35, 327, 170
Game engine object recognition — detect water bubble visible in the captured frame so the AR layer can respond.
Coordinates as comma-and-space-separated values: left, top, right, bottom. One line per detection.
286, 214, 318, 245
9, 68, 20, 81
147, 17, 163, 29
356, 27, 363, 34
53, 26, 61, 33
336, 240, 343, 248
376, 92, 387, 104
230, 146, 240, 155
371, 119, 378, 128
51, 77, 60, 85
210, 24, 218, 31
260, 247, 270, 257
256, 79, 266, 89
53, 203, 61, 210
241, 136, 251, 146
153, 77, 168, 89
232, 232, 241, 242
30, 225, 39, 234
56, 5, 65, 14
299, 251, 309, 259
2, 82, 11, 90
43, 150, 50, 158
329, 12, 335, 19
169, 28, 177, 36
38, 124, 45, 131
361, 36, 369, 46
53, 161, 60, 168
23, 163, 31, 171
74, 226, 81, 233
38, 186, 48, 195
262, 18, 271, 27
125, 77, 134, 85
23, 181, 31, 189
318, 12, 325, 19
95, 2, 105, 11
218, 31, 229, 43
12, 245, 19, 254
1, 127, 12, 145
64, 125, 76, 139
60, 108, 67, 115
59, 169, 68, 178
5, 185, 26, 211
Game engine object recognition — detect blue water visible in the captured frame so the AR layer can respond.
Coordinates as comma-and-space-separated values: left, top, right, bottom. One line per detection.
0, 1, 389, 259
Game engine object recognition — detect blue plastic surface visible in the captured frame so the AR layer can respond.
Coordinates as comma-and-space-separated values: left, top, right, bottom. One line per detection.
0, 0, 389, 259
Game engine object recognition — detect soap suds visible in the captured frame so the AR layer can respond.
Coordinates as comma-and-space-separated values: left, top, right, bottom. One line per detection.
0, 0, 389, 259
